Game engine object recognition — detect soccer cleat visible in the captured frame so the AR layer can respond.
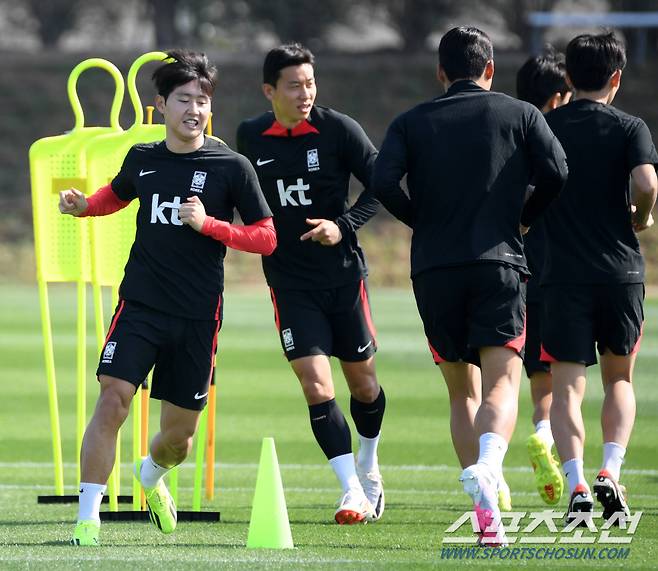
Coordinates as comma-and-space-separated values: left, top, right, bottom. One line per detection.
460, 464, 507, 546
527, 433, 563, 505
334, 488, 375, 525
134, 458, 177, 534
565, 483, 594, 526
593, 469, 630, 523
70, 520, 100, 546
356, 465, 385, 521
497, 474, 512, 512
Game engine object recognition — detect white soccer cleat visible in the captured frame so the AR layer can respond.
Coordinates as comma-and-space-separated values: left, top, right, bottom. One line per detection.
460, 464, 507, 546
357, 465, 385, 522
334, 488, 375, 525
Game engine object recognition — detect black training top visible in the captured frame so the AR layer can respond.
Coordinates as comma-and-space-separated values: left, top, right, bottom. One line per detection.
111, 137, 272, 320
236, 105, 379, 290
542, 99, 658, 285
524, 213, 546, 303
373, 80, 568, 278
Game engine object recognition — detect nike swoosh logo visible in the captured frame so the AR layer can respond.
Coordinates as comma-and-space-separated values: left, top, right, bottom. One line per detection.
357, 341, 373, 353
256, 158, 275, 166
194, 391, 208, 400
139, 169, 156, 176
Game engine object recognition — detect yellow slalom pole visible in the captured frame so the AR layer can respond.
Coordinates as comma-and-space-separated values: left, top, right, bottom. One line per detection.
140, 378, 150, 510
75, 279, 86, 486
131, 382, 142, 511
105, 285, 120, 511
193, 407, 208, 511
38, 280, 64, 495
205, 371, 216, 500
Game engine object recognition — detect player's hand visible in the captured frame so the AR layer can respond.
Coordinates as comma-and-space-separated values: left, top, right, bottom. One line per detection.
179, 195, 207, 232
631, 204, 654, 232
58, 188, 88, 216
300, 218, 342, 246
520, 224, 530, 235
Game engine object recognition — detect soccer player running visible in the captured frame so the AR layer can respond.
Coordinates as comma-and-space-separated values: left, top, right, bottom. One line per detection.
59, 50, 276, 546
236, 44, 385, 524
541, 32, 657, 523
515, 47, 572, 507
373, 27, 567, 543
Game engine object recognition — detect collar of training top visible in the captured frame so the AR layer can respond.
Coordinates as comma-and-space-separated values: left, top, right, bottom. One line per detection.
262, 118, 320, 137
445, 79, 485, 96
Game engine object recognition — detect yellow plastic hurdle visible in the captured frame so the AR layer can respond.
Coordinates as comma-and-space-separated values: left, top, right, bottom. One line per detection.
29, 59, 125, 497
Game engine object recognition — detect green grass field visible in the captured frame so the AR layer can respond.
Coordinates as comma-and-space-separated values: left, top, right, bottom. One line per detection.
0, 283, 657, 570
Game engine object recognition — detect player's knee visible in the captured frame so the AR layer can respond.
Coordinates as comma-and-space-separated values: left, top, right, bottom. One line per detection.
350, 379, 379, 403
96, 387, 132, 427
161, 426, 196, 459
301, 377, 333, 402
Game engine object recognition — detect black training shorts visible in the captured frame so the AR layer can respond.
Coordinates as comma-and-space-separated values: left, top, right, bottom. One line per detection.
269, 279, 377, 362
97, 299, 222, 410
412, 263, 526, 366
541, 283, 644, 367
524, 301, 551, 378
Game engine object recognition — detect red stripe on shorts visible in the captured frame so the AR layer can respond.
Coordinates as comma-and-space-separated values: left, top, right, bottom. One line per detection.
103, 299, 125, 344
428, 340, 445, 364
359, 279, 377, 340
631, 323, 644, 355
539, 344, 557, 362
504, 314, 527, 355
207, 316, 222, 387
269, 287, 281, 332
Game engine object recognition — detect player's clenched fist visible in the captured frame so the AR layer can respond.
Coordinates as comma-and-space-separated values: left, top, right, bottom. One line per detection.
300, 218, 342, 246
178, 195, 207, 231
59, 188, 88, 216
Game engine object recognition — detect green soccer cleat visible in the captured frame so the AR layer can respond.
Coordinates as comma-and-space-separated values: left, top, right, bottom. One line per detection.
497, 474, 512, 512
70, 520, 100, 546
527, 433, 563, 505
134, 458, 177, 534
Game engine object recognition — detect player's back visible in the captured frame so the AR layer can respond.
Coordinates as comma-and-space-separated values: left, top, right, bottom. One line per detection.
384, 80, 564, 277
543, 101, 651, 285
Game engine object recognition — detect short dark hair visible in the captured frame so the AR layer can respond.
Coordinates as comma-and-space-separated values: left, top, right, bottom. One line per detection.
516, 46, 570, 110
566, 32, 626, 91
263, 43, 315, 86
438, 26, 493, 82
152, 49, 218, 100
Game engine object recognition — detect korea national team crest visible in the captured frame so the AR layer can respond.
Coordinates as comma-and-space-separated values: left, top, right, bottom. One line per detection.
102, 341, 117, 363
307, 149, 320, 172
190, 171, 207, 193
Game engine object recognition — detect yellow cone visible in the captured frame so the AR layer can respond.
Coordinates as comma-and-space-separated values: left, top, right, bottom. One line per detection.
246, 437, 294, 549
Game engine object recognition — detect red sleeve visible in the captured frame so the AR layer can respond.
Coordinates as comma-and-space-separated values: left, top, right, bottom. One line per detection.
79, 184, 131, 217
200, 217, 277, 255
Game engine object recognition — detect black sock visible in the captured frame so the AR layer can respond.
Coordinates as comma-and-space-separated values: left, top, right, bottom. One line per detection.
308, 399, 352, 460
350, 386, 386, 439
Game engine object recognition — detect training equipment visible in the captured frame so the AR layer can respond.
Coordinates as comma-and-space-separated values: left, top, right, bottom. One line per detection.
565, 483, 594, 526
593, 469, 630, 523
247, 437, 294, 549
460, 464, 507, 546
356, 463, 384, 521
70, 520, 100, 546
527, 433, 563, 505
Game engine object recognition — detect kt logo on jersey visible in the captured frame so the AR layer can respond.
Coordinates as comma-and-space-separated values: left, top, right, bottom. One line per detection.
151, 194, 183, 225
277, 178, 312, 207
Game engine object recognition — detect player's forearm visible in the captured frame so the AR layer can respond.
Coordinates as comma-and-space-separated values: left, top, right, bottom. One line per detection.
373, 184, 413, 227
520, 169, 567, 227
201, 216, 277, 255
335, 189, 379, 234
78, 184, 131, 217
631, 166, 658, 222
